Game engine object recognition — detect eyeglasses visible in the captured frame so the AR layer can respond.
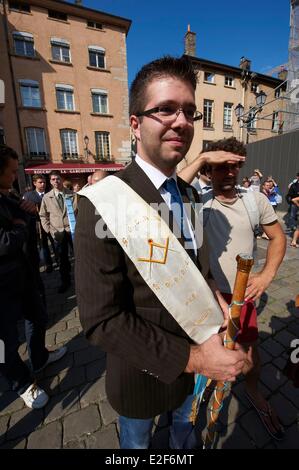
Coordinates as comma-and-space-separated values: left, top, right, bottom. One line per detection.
136, 105, 203, 123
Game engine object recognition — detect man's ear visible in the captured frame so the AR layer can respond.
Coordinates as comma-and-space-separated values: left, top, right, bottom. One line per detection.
130, 115, 141, 142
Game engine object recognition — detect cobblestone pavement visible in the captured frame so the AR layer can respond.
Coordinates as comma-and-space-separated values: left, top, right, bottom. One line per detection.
0, 214, 298, 449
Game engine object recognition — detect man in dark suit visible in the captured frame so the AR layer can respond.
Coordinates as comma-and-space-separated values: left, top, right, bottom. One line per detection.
75, 56, 246, 449
23, 174, 54, 273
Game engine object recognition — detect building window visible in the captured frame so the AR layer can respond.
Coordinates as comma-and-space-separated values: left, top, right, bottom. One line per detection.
275, 87, 281, 98
56, 84, 74, 111
0, 128, 5, 145
88, 46, 105, 68
13, 32, 34, 57
272, 111, 279, 132
204, 72, 215, 84
203, 99, 214, 128
95, 131, 110, 160
60, 129, 78, 158
48, 10, 67, 21
223, 102, 233, 129
8, 1, 31, 13
19, 80, 41, 108
202, 140, 212, 152
91, 89, 108, 113
225, 76, 234, 87
25, 128, 47, 157
251, 83, 259, 93
247, 108, 256, 130
87, 21, 103, 30
51, 38, 70, 63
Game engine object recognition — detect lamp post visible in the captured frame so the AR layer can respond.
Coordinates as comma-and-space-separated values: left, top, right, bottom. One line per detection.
235, 91, 267, 143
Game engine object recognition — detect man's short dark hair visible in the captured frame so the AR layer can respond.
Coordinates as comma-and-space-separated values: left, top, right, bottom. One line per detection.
49, 170, 61, 179
129, 55, 198, 116
203, 137, 246, 171
32, 174, 46, 183
0, 144, 18, 174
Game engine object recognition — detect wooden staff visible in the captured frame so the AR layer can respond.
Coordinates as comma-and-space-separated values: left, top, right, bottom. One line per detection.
203, 253, 254, 449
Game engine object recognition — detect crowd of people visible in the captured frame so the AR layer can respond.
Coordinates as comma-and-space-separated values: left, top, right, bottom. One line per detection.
0, 54, 297, 449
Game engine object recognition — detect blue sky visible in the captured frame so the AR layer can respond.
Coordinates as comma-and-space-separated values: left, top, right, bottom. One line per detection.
83, 0, 290, 85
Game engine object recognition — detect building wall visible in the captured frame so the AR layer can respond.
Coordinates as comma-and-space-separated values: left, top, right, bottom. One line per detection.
0, 0, 131, 172
184, 66, 285, 167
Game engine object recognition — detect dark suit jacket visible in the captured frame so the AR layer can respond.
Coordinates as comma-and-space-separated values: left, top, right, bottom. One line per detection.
23, 189, 44, 209
74, 160, 210, 418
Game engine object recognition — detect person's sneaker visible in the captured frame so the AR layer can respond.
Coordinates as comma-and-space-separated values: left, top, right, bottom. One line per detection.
33, 346, 67, 373
19, 383, 49, 409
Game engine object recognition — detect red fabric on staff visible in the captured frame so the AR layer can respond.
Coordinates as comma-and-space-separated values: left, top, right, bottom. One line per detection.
221, 293, 258, 344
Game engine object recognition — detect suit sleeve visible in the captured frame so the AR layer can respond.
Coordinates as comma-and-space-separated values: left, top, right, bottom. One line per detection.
39, 197, 50, 233
74, 196, 190, 384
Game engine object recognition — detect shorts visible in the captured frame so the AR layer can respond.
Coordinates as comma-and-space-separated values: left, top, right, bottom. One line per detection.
221, 292, 258, 344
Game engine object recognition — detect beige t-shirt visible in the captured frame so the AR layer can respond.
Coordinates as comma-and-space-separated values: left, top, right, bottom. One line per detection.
202, 191, 277, 293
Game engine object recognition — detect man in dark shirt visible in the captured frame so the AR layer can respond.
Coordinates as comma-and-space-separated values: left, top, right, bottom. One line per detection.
0, 144, 67, 409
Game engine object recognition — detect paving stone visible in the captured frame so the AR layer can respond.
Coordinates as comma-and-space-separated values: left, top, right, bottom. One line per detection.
260, 364, 288, 392
280, 381, 299, 408
7, 408, 43, 440
64, 439, 85, 449
0, 376, 10, 393
238, 410, 271, 448
74, 347, 105, 367
47, 321, 67, 335
258, 347, 273, 366
269, 317, 288, 334
42, 352, 73, 378
44, 389, 80, 424
218, 394, 247, 426
67, 318, 82, 330
79, 377, 107, 408
56, 328, 79, 344
275, 330, 297, 349
63, 405, 101, 444
0, 415, 9, 444
59, 366, 85, 392
99, 400, 118, 426
27, 421, 62, 449
84, 424, 119, 449
37, 375, 59, 396
273, 423, 299, 449
273, 357, 288, 371
86, 358, 106, 382
270, 393, 298, 427
260, 337, 285, 358
45, 333, 56, 348
217, 422, 256, 449
0, 392, 25, 417
267, 302, 289, 316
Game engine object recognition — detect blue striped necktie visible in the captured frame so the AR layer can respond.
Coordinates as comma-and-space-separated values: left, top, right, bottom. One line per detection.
163, 178, 192, 242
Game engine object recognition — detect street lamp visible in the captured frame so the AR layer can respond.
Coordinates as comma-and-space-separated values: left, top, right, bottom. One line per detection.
235, 90, 267, 142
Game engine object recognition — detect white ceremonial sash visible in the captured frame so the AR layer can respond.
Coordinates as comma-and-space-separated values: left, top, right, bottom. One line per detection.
79, 176, 223, 345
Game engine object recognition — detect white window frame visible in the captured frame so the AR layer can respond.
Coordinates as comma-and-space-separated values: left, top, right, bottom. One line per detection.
95, 131, 111, 160
13, 32, 34, 57
91, 88, 108, 114
25, 127, 47, 156
51, 37, 71, 63
19, 79, 41, 108
224, 75, 234, 87
56, 84, 74, 111
60, 129, 78, 158
88, 46, 105, 69
223, 102, 233, 128
203, 99, 214, 128
204, 72, 215, 84
247, 108, 256, 130
251, 83, 259, 93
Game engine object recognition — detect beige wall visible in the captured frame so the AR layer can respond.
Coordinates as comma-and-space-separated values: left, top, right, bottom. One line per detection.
184, 67, 285, 167
1, 1, 131, 168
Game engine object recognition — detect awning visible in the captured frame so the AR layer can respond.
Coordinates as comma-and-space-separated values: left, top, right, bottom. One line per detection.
25, 162, 125, 174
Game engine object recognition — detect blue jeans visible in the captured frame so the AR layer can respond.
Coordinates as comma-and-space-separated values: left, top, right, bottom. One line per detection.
119, 395, 199, 449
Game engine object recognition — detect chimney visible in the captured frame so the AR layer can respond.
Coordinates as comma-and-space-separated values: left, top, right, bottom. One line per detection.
184, 25, 196, 57
75, 0, 82, 5
278, 68, 288, 81
239, 56, 251, 71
